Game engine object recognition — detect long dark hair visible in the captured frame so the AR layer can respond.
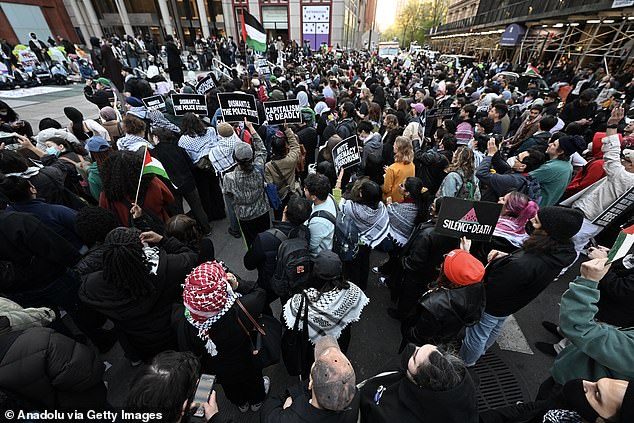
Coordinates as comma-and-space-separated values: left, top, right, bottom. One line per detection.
522, 229, 565, 255
403, 176, 430, 224
180, 112, 208, 137
0, 100, 18, 122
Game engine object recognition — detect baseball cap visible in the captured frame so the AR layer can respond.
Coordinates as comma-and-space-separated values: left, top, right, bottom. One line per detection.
85, 136, 111, 152
233, 142, 253, 161
311, 336, 356, 411
443, 249, 485, 286
95, 77, 111, 87
312, 251, 342, 281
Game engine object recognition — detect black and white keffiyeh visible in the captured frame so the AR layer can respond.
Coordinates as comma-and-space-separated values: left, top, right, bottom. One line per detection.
543, 409, 581, 423
342, 200, 390, 248
283, 283, 369, 343
387, 202, 417, 246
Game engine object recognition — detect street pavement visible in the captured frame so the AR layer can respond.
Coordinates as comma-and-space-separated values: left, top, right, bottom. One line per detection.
7, 87, 582, 421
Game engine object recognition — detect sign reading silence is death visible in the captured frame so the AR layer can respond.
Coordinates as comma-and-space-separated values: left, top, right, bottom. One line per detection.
217, 92, 260, 124
264, 99, 302, 125
332, 136, 361, 174
435, 197, 502, 242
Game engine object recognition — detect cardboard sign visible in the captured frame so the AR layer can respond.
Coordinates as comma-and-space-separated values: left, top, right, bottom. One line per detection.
592, 186, 634, 227
217, 92, 259, 124
142, 95, 166, 112
195, 74, 217, 95
258, 59, 271, 75
171, 94, 208, 116
264, 99, 302, 125
332, 136, 361, 174
435, 197, 503, 241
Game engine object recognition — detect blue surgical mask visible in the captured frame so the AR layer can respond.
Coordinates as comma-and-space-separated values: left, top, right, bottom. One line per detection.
46, 147, 60, 156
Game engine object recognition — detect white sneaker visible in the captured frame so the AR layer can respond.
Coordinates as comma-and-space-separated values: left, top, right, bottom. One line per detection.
371, 266, 380, 274
238, 403, 249, 413
250, 376, 271, 412
377, 277, 388, 288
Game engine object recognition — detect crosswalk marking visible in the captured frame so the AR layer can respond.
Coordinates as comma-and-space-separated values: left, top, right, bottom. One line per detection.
496, 315, 534, 355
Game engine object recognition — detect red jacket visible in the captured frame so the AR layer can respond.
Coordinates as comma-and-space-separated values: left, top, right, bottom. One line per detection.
99, 177, 174, 225
564, 158, 606, 198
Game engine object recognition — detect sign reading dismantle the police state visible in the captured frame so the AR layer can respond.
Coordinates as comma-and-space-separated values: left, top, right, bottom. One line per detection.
332, 136, 361, 174
217, 92, 259, 124
171, 94, 208, 116
264, 99, 302, 125
435, 197, 502, 241
142, 95, 166, 112
195, 74, 217, 95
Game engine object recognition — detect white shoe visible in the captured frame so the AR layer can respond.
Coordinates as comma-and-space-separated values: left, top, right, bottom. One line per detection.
377, 277, 388, 287
250, 376, 271, 412
238, 403, 249, 413
371, 266, 380, 274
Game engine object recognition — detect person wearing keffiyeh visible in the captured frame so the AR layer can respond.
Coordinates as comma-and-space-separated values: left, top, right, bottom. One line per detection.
177, 261, 270, 412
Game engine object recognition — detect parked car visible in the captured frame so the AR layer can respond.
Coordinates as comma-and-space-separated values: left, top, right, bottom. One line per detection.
494, 71, 549, 97
437, 54, 475, 69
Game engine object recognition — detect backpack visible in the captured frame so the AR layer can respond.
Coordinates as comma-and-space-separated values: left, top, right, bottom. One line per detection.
518, 173, 542, 204
270, 227, 312, 298
309, 197, 360, 261
455, 173, 479, 200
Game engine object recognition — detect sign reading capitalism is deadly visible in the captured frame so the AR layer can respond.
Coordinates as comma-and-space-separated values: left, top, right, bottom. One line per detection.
435, 197, 502, 241
217, 92, 259, 124
264, 99, 302, 124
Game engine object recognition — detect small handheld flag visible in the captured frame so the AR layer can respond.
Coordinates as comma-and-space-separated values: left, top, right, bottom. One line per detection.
607, 224, 634, 264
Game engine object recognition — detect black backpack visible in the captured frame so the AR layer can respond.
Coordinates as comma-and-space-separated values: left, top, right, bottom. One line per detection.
270, 227, 312, 298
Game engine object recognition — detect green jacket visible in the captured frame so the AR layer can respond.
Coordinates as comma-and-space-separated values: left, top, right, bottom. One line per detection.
529, 159, 572, 207
87, 161, 102, 201
551, 277, 634, 384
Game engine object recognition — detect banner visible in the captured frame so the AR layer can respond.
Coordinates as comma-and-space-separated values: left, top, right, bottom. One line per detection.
264, 99, 301, 125
195, 74, 216, 95
171, 94, 208, 116
332, 136, 361, 174
217, 92, 259, 124
435, 197, 502, 241
592, 186, 634, 227
142, 95, 166, 112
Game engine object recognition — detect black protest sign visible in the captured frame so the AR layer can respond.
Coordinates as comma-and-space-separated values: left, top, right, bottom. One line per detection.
142, 95, 166, 112
258, 59, 271, 75
592, 186, 634, 227
332, 136, 361, 174
171, 94, 208, 116
264, 99, 301, 125
217, 92, 259, 124
435, 197, 502, 241
195, 74, 216, 95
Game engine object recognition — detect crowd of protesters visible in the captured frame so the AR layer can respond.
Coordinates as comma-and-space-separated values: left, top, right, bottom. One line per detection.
1, 34, 634, 423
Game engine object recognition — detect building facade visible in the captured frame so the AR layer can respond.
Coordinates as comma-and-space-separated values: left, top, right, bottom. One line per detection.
446, 0, 479, 24
0, 0, 79, 45
429, 0, 634, 69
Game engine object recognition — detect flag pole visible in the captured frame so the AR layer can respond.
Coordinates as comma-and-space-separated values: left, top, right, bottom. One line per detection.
134, 144, 147, 206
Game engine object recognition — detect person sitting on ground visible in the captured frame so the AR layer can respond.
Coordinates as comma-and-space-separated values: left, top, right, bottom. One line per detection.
413, 133, 457, 196
99, 106, 124, 145
359, 344, 478, 423
73, 206, 119, 275
63, 106, 110, 142
261, 335, 360, 423
34, 117, 81, 151
164, 214, 215, 264
436, 145, 480, 200
116, 114, 150, 152
509, 115, 557, 155
83, 77, 114, 110
509, 104, 543, 147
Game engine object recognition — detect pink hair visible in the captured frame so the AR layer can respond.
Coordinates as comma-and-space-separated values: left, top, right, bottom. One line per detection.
503, 191, 539, 226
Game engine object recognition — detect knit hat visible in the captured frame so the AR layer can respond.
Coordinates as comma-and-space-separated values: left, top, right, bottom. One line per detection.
443, 249, 485, 286
99, 106, 117, 122
313, 250, 342, 281
621, 381, 634, 422
455, 122, 474, 145
557, 135, 585, 157
411, 103, 425, 114
537, 206, 584, 241
182, 85, 195, 94
85, 136, 110, 152
233, 141, 253, 161
125, 96, 144, 107
217, 122, 235, 138
312, 336, 356, 411
95, 77, 111, 86
562, 380, 599, 422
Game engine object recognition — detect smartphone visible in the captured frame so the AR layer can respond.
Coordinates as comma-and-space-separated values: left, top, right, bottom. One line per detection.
192, 374, 216, 418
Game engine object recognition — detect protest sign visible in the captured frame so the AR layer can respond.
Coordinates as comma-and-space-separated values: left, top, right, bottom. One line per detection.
142, 95, 166, 112
264, 99, 302, 125
171, 94, 208, 116
195, 74, 216, 95
592, 186, 634, 227
332, 136, 361, 173
258, 59, 271, 75
435, 197, 502, 241
217, 92, 259, 124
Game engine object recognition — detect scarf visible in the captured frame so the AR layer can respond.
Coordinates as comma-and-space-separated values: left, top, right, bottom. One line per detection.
387, 202, 417, 246
542, 410, 581, 423
343, 200, 390, 248
209, 134, 239, 175
4, 165, 41, 178
493, 216, 529, 247
283, 283, 369, 343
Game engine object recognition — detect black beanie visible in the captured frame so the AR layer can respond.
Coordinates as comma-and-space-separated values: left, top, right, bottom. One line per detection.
562, 379, 600, 421
538, 206, 584, 241
558, 135, 585, 157
619, 381, 634, 422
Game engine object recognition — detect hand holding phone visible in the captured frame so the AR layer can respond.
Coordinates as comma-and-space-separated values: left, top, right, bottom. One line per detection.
192, 374, 216, 418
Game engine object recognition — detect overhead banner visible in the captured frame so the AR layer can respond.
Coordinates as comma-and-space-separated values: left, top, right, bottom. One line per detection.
264, 99, 301, 125
332, 136, 361, 174
171, 94, 208, 116
142, 95, 166, 112
217, 92, 259, 124
592, 186, 634, 227
195, 74, 217, 95
435, 197, 502, 241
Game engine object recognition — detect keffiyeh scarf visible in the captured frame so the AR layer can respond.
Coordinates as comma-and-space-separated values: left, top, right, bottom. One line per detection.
493, 216, 530, 247
283, 283, 369, 343
343, 200, 390, 248
387, 202, 418, 246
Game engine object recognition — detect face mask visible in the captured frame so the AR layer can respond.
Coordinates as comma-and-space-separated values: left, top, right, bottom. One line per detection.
0, 111, 7, 117
46, 147, 60, 156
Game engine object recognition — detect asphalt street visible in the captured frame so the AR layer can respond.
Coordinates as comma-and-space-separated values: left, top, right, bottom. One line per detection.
4, 86, 583, 421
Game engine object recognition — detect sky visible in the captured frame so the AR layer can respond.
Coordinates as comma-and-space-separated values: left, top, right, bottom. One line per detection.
375, 0, 398, 31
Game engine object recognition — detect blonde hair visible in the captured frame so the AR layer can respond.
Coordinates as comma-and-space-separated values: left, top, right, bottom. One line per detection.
394, 136, 414, 164
445, 146, 475, 179
361, 87, 372, 102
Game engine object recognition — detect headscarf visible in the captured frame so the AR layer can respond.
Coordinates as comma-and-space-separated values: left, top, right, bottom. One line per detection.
183, 261, 241, 356
314, 101, 330, 116
297, 91, 310, 108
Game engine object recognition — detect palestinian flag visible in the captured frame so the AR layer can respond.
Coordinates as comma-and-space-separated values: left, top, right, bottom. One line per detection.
525, 63, 541, 78
241, 10, 266, 53
607, 224, 634, 263
142, 147, 170, 181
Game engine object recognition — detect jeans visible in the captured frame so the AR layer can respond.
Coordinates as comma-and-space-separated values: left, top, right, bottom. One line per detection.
224, 192, 239, 233
459, 312, 508, 366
